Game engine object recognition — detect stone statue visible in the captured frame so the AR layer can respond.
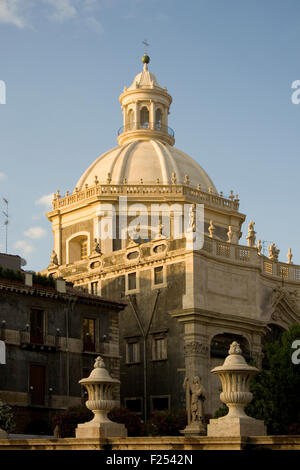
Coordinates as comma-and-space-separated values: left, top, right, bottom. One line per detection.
246, 221, 256, 247
53, 424, 61, 438
208, 220, 215, 238
157, 222, 163, 238
171, 172, 177, 184
93, 238, 102, 255
183, 376, 206, 426
106, 172, 112, 184
189, 204, 196, 232
268, 242, 280, 262
184, 174, 190, 185
228, 341, 242, 355
50, 250, 58, 266
287, 248, 293, 264
256, 239, 262, 255
227, 226, 233, 243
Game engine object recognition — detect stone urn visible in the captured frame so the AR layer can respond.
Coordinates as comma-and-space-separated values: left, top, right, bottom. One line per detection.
0, 429, 8, 439
76, 356, 127, 438
207, 341, 266, 437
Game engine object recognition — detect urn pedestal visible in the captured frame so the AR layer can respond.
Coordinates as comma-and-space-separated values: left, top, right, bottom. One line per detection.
207, 342, 266, 437
76, 356, 127, 439
0, 429, 8, 438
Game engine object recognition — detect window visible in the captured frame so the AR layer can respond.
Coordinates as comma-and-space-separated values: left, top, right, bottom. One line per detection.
125, 397, 143, 414
80, 240, 88, 260
140, 106, 149, 128
127, 109, 134, 130
66, 233, 90, 264
154, 266, 164, 285
83, 318, 96, 352
30, 309, 44, 344
152, 265, 167, 289
126, 340, 140, 364
155, 108, 162, 130
151, 396, 170, 412
91, 281, 98, 295
125, 271, 139, 295
128, 272, 136, 290
152, 334, 167, 361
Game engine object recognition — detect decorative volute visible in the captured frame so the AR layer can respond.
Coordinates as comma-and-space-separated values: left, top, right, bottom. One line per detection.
118, 54, 175, 146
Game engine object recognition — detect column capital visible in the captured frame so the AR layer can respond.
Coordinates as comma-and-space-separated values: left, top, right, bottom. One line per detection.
184, 341, 209, 358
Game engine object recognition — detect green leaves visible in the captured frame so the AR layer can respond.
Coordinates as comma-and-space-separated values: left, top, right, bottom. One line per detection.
246, 324, 300, 434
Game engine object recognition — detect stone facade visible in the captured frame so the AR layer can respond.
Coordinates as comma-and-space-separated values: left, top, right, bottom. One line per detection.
0, 267, 125, 433
41, 56, 300, 423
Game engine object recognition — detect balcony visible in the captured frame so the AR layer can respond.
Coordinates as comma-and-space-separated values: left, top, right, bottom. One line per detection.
117, 122, 175, 146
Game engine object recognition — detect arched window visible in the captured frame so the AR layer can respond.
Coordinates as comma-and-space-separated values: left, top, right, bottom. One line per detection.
155, 108, 162, 130
140, 106, 149, 128
66, 233, 90, 264
127, 109, 134, 130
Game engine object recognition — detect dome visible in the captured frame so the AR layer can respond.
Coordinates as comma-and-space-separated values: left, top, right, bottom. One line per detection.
127, 62, 161, 90
76, 139, 217, 191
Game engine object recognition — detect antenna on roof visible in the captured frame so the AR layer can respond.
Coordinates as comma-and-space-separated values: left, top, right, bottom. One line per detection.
2, 198, 8, 254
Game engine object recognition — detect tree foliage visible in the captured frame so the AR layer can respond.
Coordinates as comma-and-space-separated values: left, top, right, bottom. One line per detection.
246, 323, 300, 434
0, 401, 15, 433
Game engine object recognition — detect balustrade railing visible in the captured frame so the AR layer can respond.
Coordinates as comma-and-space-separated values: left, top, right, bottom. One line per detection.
117, 122, 175, 138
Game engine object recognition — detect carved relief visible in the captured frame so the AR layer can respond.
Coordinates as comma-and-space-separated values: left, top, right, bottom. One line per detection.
184, 341, 209, 357
270, 286, 299, 324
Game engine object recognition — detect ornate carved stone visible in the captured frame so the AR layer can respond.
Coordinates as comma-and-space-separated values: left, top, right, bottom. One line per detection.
208, 220, 215, 238
92, 238, 102, 256
50, 250, 58, 266
256, 239, 262, 255
287, 248, 293, 264
271, 310, 282, 321
246, 221, 256, 247
76, 356, 127, 438
184, 341, 209, 357
227, 226, 233, 243
184, 174, 190, 185
188, 204, 196, 232
268, 242, 280, 262
207, 342, 266, 437
182, 376, 206, 435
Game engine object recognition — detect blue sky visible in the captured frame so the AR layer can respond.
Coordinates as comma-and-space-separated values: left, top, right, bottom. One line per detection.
0, 0, 300, 271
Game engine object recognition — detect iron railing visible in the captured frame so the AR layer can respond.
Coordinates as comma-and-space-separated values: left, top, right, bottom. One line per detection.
118, 122, 175, 138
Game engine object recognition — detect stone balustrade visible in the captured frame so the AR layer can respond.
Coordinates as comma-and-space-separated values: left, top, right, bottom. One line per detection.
202, 237, 300, 281
51, 183, 240, 212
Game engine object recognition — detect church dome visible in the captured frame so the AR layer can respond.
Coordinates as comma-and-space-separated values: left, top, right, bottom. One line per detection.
76, 139, 217, 191
76, 56, 217, 193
